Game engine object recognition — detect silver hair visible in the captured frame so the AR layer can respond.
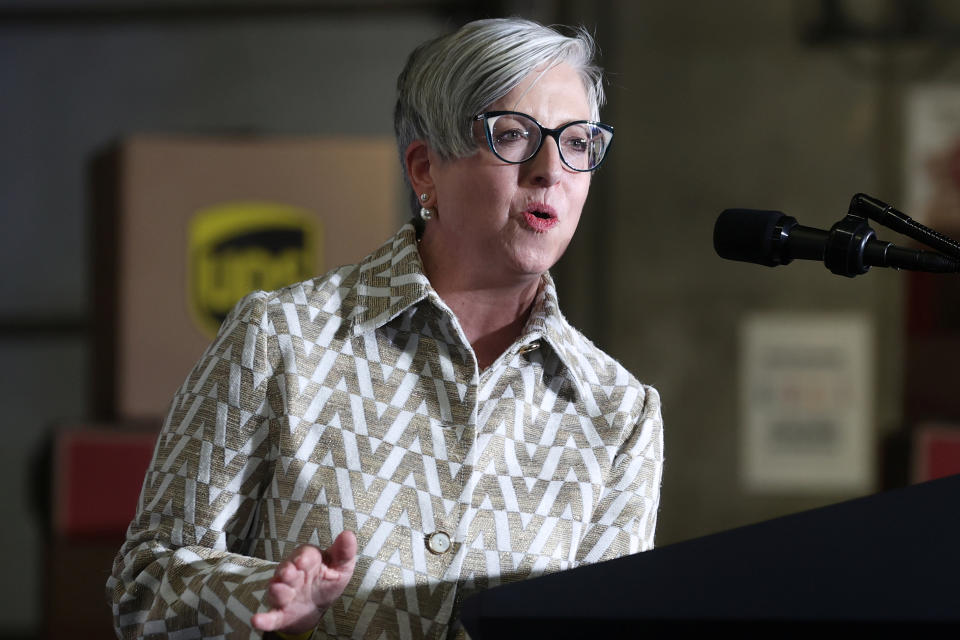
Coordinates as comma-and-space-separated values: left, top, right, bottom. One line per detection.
394, 17, 605, 173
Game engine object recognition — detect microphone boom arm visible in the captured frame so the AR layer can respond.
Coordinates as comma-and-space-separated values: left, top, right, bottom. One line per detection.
849, 193, 960, 260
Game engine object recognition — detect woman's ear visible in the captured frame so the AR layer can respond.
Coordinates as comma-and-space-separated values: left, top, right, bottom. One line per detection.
404, 140, 435, 203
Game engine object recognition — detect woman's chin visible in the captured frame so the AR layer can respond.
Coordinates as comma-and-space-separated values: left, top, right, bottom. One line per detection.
504, 246, 561, 279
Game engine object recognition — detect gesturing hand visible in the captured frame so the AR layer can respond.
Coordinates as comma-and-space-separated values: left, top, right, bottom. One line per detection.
250, 530, 358, 635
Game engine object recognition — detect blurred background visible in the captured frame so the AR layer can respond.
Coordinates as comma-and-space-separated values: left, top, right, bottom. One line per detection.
4, 0, 960, 637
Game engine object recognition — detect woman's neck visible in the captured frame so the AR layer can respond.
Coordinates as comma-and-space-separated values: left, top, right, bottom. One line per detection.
418, 237, 541, 370
437, 281, 540, 370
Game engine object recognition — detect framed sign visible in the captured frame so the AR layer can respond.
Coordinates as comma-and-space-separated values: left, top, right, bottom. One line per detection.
740, 313, 874, 493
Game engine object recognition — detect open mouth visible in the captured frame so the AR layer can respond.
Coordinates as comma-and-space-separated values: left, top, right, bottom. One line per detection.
525, 203, 557, 219
522, 205, 559, 231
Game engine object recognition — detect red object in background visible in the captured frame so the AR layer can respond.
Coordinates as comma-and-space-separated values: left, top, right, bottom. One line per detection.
905, 271, 937, 335
53, 428, 158, 538
913, 424, 960, 483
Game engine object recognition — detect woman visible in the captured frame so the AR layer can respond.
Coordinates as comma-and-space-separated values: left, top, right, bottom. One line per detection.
108, 17, 663, 640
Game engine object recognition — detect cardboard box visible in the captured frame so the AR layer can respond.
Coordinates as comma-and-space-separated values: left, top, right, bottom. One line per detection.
91, 136, 402, 420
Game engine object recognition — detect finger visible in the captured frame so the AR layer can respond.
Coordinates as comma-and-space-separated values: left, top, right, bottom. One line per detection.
292, 545, 323, 572
274, 559, 295, 579
267, 581, 297, 608
278, 564, 306, 587
250, 609, 285, 632
325, 530, 358, 568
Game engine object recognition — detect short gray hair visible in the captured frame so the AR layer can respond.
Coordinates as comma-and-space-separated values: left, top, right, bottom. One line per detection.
394, 17, 605, 169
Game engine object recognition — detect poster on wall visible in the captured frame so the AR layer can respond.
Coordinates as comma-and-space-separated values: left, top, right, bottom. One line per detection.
740, 313, 874, 493
905, 85, 960, 229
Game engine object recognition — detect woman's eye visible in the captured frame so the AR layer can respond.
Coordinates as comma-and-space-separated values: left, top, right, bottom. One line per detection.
564, 137, 589, 153
495, 128, 528, 144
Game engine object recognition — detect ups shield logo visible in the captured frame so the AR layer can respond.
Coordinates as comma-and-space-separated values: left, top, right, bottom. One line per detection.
189, 202, 321, 337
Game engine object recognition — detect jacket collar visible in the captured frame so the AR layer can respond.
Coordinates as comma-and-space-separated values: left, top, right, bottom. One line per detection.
522, 273, 592, 397
348, 224, 431, 336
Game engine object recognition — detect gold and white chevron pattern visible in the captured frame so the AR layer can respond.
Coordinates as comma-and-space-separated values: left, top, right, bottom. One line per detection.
107, 224, 663, 640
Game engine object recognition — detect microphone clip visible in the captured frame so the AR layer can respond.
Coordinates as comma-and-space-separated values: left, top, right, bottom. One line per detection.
824, 212, 877, 278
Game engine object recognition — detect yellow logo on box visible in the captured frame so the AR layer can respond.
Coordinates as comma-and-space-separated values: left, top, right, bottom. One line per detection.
188, 202, 321, 336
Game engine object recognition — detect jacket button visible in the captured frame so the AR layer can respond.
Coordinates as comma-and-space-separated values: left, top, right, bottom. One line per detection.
426, 531, 451, 554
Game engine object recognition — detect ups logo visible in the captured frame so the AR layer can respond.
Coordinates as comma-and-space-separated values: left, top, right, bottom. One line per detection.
188, 202, 321, 336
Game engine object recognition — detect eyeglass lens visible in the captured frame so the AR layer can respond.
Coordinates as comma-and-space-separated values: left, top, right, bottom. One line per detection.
487, 113, 609, 171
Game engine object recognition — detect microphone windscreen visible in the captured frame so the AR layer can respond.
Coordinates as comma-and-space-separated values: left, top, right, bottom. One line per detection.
713, 208, 786, 267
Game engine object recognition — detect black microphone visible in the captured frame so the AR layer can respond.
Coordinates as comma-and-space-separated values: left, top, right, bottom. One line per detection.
714, 208, 960, 277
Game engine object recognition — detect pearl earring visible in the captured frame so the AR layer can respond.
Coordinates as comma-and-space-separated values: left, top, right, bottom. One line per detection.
419, 193, 433, 220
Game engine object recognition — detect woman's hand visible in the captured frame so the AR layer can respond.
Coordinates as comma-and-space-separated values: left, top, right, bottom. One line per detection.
250, 530, 358, 634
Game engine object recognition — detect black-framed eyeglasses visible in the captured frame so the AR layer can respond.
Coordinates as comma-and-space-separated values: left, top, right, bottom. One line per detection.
474, 110, 614, 172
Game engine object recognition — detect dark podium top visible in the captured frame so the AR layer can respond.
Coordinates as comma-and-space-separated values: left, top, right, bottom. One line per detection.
460, 474, 960, 637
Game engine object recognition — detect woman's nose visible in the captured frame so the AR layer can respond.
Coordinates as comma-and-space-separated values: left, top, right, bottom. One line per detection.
524, 137, 564, 187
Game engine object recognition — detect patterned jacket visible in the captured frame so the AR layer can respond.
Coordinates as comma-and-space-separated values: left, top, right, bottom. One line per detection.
107, 224, 664, 639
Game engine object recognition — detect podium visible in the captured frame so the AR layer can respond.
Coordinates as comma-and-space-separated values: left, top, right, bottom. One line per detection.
460, 474, 960, 636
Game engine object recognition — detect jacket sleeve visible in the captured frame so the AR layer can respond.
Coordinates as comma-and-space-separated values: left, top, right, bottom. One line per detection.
574, 385, 664, 565
107, 291, 282, 639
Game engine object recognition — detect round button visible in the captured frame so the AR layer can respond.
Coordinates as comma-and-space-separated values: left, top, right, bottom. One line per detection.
426, 531, 451, 554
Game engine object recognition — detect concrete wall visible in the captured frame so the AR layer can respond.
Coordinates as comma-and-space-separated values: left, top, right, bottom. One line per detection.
572, 0, 928, 544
